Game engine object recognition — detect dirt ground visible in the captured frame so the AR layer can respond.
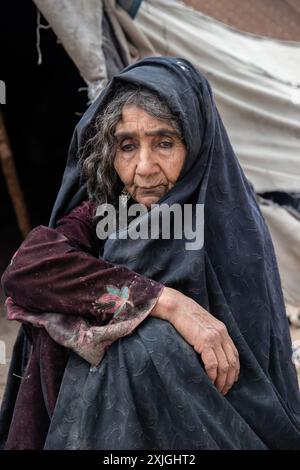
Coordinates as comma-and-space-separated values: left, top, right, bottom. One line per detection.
0, 294, 300, 403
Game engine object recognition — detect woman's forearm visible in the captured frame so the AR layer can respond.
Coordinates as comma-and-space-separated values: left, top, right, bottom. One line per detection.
2, 225, 163, 319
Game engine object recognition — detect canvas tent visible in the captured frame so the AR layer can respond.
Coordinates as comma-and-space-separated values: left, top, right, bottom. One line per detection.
184, 0, 300, 41
33, 0, 300, 313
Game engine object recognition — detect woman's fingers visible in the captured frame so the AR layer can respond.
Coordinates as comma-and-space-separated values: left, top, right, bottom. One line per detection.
201, 348, 218, 384
161, 289, 241, 394
213, 346, 230, 393
219, 340, 240, 394
215, 322, 240, 390
202, 343, 239, 395
221, 348, 238, 395
200, 325, 240, 395
224, 336, 240, 382
201, 344, 236, 395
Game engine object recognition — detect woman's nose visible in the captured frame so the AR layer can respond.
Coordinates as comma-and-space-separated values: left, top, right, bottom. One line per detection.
135, 145, 159, 176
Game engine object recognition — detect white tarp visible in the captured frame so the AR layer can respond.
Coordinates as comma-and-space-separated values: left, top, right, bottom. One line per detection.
260, 200, 300, 310
33, 0, 108, 100
137, 0, 300, 193
33, 0, 154, 100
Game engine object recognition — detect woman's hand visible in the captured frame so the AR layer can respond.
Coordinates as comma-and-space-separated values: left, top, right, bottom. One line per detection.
151, 286, 240, 395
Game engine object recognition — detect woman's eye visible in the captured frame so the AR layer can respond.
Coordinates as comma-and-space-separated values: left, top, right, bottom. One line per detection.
158, 141, 173, 149
121, 143, 135, 152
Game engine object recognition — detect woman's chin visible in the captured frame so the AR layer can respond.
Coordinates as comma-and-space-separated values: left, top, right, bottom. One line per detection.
135, 195, 161, 207
134, 188, 168, 207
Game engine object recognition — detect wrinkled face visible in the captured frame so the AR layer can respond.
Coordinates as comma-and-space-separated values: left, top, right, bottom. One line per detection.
114, 104, 186, 207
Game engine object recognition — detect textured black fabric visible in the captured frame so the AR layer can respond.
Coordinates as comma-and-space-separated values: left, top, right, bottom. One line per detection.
45, 318, 267, 450
45, 57, 300, 449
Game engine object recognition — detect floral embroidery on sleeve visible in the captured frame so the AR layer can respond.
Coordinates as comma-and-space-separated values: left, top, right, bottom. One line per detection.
92, 285, 134, 320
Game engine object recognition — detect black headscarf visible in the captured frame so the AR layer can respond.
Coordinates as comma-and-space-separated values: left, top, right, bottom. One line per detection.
49, 56, 300, 447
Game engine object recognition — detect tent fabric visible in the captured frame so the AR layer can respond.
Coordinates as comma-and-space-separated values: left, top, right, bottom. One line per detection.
33, 0, 108, 101
32, 0, 142, 101
260, 199, 300, 309
113, 3, 155, 60
117, 0, 143, 18
33, 0, 154, 101
136, 0, 300, 194
183, 0, 300, 41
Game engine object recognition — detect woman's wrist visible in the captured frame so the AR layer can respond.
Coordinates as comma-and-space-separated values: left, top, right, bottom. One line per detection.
151, 286, 194, 323
150, 286, 175, 321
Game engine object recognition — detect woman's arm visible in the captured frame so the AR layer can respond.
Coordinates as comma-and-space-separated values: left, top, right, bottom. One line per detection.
1, 201, 163, 319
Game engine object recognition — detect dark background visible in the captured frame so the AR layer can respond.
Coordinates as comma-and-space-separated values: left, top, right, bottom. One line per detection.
0, 0, 88, 273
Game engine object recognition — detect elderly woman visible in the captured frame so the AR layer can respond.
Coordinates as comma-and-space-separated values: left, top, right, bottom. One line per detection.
1, 57, 300, 450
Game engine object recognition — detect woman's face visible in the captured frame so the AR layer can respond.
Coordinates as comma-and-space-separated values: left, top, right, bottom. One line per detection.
113, 104, 186, 207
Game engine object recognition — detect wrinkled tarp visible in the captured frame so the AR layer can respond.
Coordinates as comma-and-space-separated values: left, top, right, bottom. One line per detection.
117, 0, 143, 18
33, 0, 153, 100
33, 0, 107, 100
260, 200, 300, 308
183, 0, 300, 41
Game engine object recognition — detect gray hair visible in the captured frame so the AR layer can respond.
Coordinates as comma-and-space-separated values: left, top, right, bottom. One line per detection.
80, 84, 183, 205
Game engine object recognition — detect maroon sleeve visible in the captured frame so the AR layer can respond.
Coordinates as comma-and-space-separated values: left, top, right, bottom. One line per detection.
1, 201, 163, 320
55, 200, 100, 255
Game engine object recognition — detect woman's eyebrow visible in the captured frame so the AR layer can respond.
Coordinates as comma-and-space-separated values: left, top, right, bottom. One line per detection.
114, 131, 134, 141
115, 128, 180, 140
145, 128, 180, 137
